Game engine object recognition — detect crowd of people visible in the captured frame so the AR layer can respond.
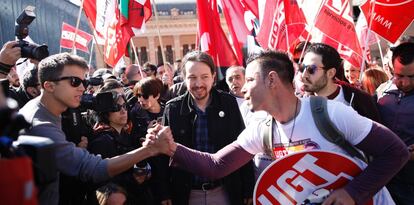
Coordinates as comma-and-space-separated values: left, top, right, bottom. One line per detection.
0, 34, 413, 205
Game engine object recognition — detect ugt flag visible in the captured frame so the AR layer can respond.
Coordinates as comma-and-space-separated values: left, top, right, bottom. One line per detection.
60, 22, 93, 53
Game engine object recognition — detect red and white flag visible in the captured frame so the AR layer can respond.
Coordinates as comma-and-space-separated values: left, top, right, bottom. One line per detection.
360, 0, 414, 44
197, 0, 240, 67
355, 13, 379, 63
60, 22, 93, 53
256, 0, 308, 53
84, 0, 152, 67
220, 0, 258, 65
314, 0, 363, 67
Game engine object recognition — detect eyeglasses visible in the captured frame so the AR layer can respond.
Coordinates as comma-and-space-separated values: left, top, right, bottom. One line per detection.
113, 103, 128, 112
298, 64, 325, 75
136, 93, 149, 99
51, 76, 88, 88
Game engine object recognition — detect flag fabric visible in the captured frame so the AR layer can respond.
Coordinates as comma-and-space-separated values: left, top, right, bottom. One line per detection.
84, 0, 152, 67
355, 13, 379, 63
220, 0, 258, 65
256, 0, 308, 53
321, 34, 363, 69
314, 0, 363, 67
83, 0, 116, 44
197, 0, 240, 67
60, 22, 93, 53
360, 0, 414, 44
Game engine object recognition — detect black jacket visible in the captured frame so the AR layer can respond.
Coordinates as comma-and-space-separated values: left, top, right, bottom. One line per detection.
339, 82, 381, 122
162, 88, 255, 205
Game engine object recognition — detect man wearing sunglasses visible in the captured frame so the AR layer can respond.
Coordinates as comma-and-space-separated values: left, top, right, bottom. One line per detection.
376, 42, 414, 205
160, 51, 254, 205
18, 53, 158, 205
299, 43, 380, 122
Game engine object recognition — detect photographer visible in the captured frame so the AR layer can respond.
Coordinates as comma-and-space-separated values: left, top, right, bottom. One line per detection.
9, 66, 41, 108
88, 79, 154, 204
19, 53, 157, 205
0, 41, 21, 79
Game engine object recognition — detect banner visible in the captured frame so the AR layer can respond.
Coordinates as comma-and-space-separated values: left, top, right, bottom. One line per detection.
220, 0, 258, 65
254, 150, 373, 205
84, 0, 152, 67
361, 0, 414, 44
197, 0, 240, 67
60, 22, 93, 53
314, 0, 363, 67
256, 0, 308, 53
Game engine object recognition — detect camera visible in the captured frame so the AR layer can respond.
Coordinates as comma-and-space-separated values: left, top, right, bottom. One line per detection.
15, 6, 49, 61
62, 91, 120, 144
0, 98, 57, 189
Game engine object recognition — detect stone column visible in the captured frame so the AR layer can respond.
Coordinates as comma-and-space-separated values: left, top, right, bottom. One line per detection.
173, 35, 181, 60
148, 36, 156, 64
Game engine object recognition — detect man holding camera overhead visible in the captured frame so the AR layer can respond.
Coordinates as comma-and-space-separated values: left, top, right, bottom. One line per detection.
19, 53, 158, 205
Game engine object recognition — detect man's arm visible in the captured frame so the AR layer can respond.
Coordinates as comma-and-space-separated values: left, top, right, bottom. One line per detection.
170, 141, 254, 179
327, 122, 409, 205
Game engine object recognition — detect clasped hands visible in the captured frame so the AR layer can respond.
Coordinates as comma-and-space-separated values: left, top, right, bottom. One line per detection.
143, 124, 177, 157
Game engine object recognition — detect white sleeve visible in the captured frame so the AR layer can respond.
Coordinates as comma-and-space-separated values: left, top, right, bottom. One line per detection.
236, 120, 264, 155
327, 101, 373, 145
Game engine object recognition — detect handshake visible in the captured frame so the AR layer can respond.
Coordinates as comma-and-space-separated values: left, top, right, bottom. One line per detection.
143, 124, 177, 157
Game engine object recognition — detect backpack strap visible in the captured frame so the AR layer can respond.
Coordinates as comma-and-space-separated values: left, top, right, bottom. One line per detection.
262, 115, 276, 160
310, 96, 367, 163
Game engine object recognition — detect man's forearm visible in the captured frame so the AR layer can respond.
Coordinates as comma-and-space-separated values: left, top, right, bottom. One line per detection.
107, 146, 155, 177
170, 141, 254, 179
345, 122, 410, 204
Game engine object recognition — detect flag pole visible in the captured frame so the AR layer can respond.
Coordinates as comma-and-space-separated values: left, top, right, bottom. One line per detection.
130, 39, 144, 78
72, 0, 86, 54
88, 40, 95, 66
377, 40, 385, 69
85, 18, 105, 68
151, 0, 167, 65
298, 0, 327, 64
359, 0, 376, 82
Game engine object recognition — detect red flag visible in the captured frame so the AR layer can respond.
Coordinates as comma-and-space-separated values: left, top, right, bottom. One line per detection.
355, 14, 379, 63
103, 3, 134, 67
314, 0, 363, 67
84, 0, 152, 67
321, 34, 363, 68
60, 22, 93, 53
256, 0, 308, 52
197, 0, 239, 67
220, 0, 258, 65
360, 0, 414, 44
83, 0, 116, 44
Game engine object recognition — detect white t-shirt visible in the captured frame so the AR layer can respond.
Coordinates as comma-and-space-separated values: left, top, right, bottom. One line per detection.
236, 98, 394, 204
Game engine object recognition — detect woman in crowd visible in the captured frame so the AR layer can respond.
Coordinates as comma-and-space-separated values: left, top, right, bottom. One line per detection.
88, 79, 154, 205
361, 68, 389, 96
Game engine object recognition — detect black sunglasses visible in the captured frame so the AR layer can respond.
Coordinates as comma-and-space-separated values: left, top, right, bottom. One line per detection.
298, 64, 325, 75
136, 93, 149, 99
51, 76, 88, 88
112, 103, 128, 112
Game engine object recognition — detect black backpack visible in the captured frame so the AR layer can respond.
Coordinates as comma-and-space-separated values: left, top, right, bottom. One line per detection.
262, 96, 367, 163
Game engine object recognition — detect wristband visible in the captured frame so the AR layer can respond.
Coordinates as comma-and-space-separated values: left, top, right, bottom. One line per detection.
0, 62, 14, 74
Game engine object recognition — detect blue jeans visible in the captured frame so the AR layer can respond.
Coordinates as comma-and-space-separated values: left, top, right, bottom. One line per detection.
387, 181, 414, 205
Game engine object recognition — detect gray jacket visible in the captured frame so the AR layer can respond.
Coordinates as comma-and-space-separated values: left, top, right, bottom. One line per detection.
19, 97, 110, 205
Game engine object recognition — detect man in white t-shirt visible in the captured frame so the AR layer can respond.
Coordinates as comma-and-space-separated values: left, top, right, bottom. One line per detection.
147, 50, 409, 205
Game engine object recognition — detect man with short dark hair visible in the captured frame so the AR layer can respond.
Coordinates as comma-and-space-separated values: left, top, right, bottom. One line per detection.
161, 51, 254, 205
9, 67, 41, 108
19, 53, 157, 205
300, 43, 381, 122
377, 42, 414, 205
148, 50, 409, 205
